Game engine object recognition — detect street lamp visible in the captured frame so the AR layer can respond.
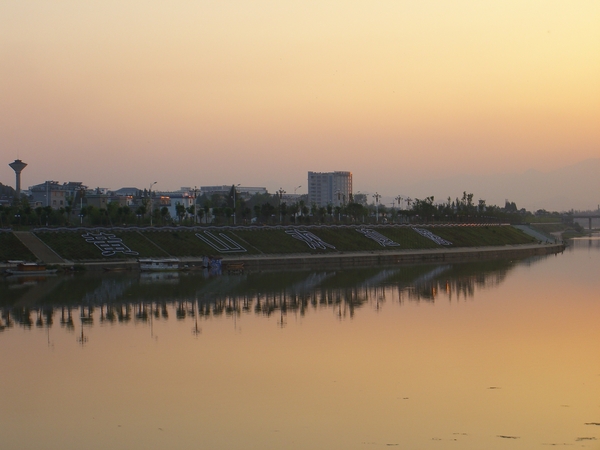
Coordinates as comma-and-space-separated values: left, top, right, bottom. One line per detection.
277, 188, 286, 223
193, 186, 198, 225
233, 184, 240, 225
294, 185, 301, 195
149, 182, 157, 227
372, 192, 381, 223
395, 196, 404, 223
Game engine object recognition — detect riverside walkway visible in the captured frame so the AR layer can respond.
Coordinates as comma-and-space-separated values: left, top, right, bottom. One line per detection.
215, 242, 566, 272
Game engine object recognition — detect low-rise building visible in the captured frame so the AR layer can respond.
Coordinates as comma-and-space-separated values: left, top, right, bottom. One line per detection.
200, 185, 267, 199
29, 181, 88, 209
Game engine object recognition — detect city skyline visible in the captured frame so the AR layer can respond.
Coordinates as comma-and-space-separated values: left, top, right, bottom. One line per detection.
2, 157, 600, 212
2, 2, 599, 210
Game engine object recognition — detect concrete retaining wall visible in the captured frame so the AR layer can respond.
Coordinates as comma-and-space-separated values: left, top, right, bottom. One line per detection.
222, 243, 565, 272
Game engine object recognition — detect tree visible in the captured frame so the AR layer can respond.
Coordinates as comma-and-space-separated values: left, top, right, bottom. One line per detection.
346, 202, 366, 222
186, 205, 196, 224
160, 206, 170, 225
224, 207, 233, 224
260, 202, 275, 222
253, 205, 261, 222
279, 202, 288, 223
353, 193, 368, 206
35, 206, 43, 226
203, 199, 212, 224
175, 203, 186, 223
288, 203, 299, 223
65, 196, 74, 224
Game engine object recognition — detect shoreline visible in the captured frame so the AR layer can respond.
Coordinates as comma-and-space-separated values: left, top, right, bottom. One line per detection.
21, 242, 565, 272
220, 242, 565, 271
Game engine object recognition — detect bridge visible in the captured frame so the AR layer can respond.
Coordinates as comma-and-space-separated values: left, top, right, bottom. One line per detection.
569, 214, 600, 230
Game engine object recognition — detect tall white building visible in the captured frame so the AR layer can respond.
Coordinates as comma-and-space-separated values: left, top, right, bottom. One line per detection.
308, 171, 352, 207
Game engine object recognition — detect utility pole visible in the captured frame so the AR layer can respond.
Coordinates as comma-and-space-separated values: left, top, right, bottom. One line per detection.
149, 181, 157, 226
233, 184, 240, 225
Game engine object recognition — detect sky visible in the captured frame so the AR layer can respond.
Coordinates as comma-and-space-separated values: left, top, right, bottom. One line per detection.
1, 1, 599, 208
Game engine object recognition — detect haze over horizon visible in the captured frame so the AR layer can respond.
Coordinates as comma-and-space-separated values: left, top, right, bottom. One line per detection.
2, 2, 599, 211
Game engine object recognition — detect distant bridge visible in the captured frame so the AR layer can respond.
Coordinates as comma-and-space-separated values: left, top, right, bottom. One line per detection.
568, 214, 600, 230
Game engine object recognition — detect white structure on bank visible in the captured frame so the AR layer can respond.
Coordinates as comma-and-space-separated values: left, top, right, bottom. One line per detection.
308, 171, 352, 207
165, 193, 196, 222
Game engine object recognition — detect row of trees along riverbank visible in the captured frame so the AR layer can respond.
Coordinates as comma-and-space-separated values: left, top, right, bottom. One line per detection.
0, 187, 574, 229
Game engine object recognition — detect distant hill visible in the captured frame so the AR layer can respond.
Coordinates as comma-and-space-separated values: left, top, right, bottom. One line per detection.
399, 158, 600, 212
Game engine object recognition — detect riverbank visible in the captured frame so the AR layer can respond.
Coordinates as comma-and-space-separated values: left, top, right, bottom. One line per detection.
1, 224, 564, 272
23, 241, 562, 273
215, 242, 566, 271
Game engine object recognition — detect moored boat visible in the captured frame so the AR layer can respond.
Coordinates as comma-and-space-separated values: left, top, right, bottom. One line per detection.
138, 258, 180, 271
5, 262, 58, 275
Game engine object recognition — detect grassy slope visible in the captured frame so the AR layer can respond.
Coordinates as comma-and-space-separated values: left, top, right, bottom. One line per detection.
431, 226, 535, 246
35, 230, 169, 260
28, 225, 537, 261
0, 232, 37, 261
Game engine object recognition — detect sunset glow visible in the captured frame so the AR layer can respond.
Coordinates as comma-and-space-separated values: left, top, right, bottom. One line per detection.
1, 1, 599, 204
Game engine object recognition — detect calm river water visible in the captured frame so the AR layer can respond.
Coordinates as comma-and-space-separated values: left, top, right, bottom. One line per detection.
1, 238, 599, 450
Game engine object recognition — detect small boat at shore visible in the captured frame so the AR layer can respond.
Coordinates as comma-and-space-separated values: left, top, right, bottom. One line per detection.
138, 258, 180, 271
5, 262, 58, 276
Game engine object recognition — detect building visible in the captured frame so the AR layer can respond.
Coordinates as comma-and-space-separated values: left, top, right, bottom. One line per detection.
29, 181, 88, 209
113, 187, 140, 197
200, 185, 267, 199
164, 194, 196, 222
308, 171, 352, 207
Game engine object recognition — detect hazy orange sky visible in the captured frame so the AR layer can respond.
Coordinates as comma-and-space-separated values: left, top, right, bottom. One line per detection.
1, 1, 599, 203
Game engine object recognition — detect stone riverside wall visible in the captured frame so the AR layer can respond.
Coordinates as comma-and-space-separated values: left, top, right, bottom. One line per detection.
218, 242, 565, 272
69, 243, 565, 272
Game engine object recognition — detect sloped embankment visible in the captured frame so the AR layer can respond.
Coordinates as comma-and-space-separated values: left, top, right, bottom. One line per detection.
30, 224, 537, 262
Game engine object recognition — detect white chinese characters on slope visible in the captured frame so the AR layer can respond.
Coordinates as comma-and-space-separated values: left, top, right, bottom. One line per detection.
285, 230, 336, 250
356, 228, 400, 247
413, 228, 452, 246
82, 232, 139, 257
195, 231, 247, 253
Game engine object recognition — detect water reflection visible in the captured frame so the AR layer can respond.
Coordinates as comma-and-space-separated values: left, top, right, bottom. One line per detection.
2, 242, 598, 450
1, 255, 545, 335
568, 234, 600, 251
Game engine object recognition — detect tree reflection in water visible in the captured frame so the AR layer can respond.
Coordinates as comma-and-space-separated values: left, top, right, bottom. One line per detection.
0, 254, 556, 337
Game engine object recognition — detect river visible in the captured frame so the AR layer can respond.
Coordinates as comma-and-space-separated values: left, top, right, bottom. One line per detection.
1, 237, 599, 449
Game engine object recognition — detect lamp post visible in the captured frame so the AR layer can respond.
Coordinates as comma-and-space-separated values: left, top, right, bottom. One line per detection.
149, 182, 157, 227
193, 186, 198, 225
277, 188, 286, 223
294, 185, 301, 195
372, 192, 381, 223
232, 184, 240, 225
395, 195, 403, 223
